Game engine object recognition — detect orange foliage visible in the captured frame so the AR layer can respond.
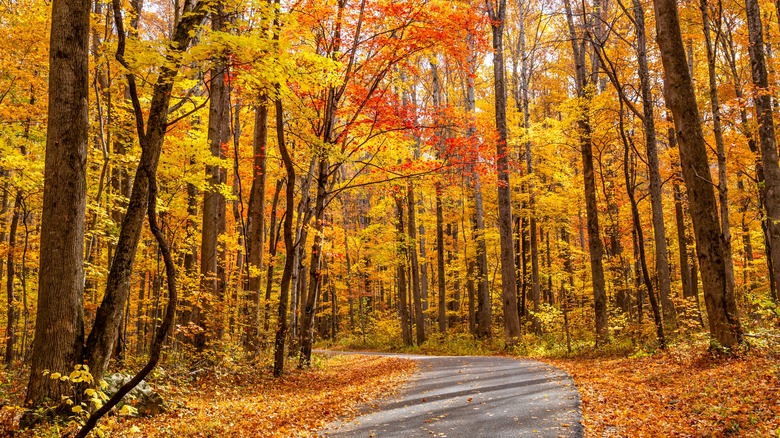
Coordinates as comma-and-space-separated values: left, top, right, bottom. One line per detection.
550, 345, 780, 437
99, 355, 416, 437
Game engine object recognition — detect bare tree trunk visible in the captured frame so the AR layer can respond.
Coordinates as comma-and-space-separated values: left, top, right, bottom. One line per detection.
262, 180, 283, 332
651, 0, 741, 347
487, 0, 521, 343
745, 0, 780, 299
564, 0, 608, 341
244, 100, 268, 354
273, 97, 294, 377
25, 0, 88, 406
396, 196, 412, 346
5, 191, 21, 364
635, 0, 676, 327
198, 9, 230, 348
407, 185, 426, 345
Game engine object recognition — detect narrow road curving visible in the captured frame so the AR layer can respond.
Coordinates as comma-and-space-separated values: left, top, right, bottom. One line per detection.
318, 351, 583, 437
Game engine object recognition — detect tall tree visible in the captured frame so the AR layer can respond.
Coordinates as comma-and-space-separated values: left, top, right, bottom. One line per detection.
744, 0, 780, 296
25, 0, 89, 406
651, 0, 741, 347
564, 0, 608, 341
486, 0, 521, 343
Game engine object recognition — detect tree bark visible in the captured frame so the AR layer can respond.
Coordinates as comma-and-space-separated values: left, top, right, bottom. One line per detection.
487, 0, 521, 343
564, 0, 608, 341
635, 0, 676, 327
407, 184, 426, 345
25, 0, 89, 406
198, 9, 230, 348
651, 0, 741, 347
745, 0, 780, 299
273, 97, 294, 377
244, 99, 268, 354
396, 195, 412, 346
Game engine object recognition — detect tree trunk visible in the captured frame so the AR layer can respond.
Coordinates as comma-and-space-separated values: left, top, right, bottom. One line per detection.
25, 0, 88, 406
745, 0, 780, 299
396, 196, 412, 346
635, 0, 676, 327
619, 104, 666, 349
487, 0, 521, 343
198, 10, 230, 347
83, 0, 206, 382
436, 188, 447, 334
5, 191, 21, 365
244, 100, 268, 354
652, 0, 741, 347
273, 97, 295, 377
407, 185, 426, 345
564, 0, 608, 341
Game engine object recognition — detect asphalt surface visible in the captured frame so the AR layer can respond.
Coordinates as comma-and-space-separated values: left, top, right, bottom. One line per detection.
318, 351, 583, 438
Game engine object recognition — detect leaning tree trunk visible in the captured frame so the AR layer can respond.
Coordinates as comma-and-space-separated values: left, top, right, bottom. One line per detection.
25, 0, 88, 406
651, 0, 741, 347
82, 0, 207, 382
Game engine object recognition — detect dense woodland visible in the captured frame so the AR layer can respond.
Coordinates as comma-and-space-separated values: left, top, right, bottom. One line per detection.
1, 0, 779, 433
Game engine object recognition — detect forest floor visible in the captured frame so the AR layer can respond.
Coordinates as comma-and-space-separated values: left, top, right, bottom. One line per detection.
548, 341, 780, 437
0, 354, 416, 437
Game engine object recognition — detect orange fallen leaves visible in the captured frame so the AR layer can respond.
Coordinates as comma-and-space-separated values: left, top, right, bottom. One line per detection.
549, 344, 780, 437
104, 354, 415, 438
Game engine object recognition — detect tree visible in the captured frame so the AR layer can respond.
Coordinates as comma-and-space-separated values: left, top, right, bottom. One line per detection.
486, 0, 521, 344
564, 0, 608, 341
651, 0, 741, 347
25, 0, 89, 407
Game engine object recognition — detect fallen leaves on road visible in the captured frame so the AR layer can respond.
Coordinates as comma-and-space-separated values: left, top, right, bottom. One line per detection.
104, 354, 416, 437
550, 344, 780, 437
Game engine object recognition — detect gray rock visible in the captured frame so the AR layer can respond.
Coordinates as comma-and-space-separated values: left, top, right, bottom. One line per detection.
103, 373, 168, 416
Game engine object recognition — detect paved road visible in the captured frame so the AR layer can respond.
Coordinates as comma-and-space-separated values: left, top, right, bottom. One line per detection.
318, 351, 583, 437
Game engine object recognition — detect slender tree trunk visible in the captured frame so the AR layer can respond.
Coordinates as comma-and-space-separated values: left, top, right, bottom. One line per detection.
273, 97, 294, 377
198, 9, 230, 347
25, 0, 88, 406
619, 105, 666, 349
564, 0, 608, 341
5, 191, 21, 364
396, 196, 412, 346
407, 185, 426, 345
436, 188, 446, 334
745, 0, 780, 298
635, 0, 676, 327
487, 0, 521, 343
263, 180, 283, 332
652, 0, 741, 347
244, 100, 268, 354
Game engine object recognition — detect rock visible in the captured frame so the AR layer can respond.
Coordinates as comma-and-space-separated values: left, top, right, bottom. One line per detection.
104, 373, 168, 416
